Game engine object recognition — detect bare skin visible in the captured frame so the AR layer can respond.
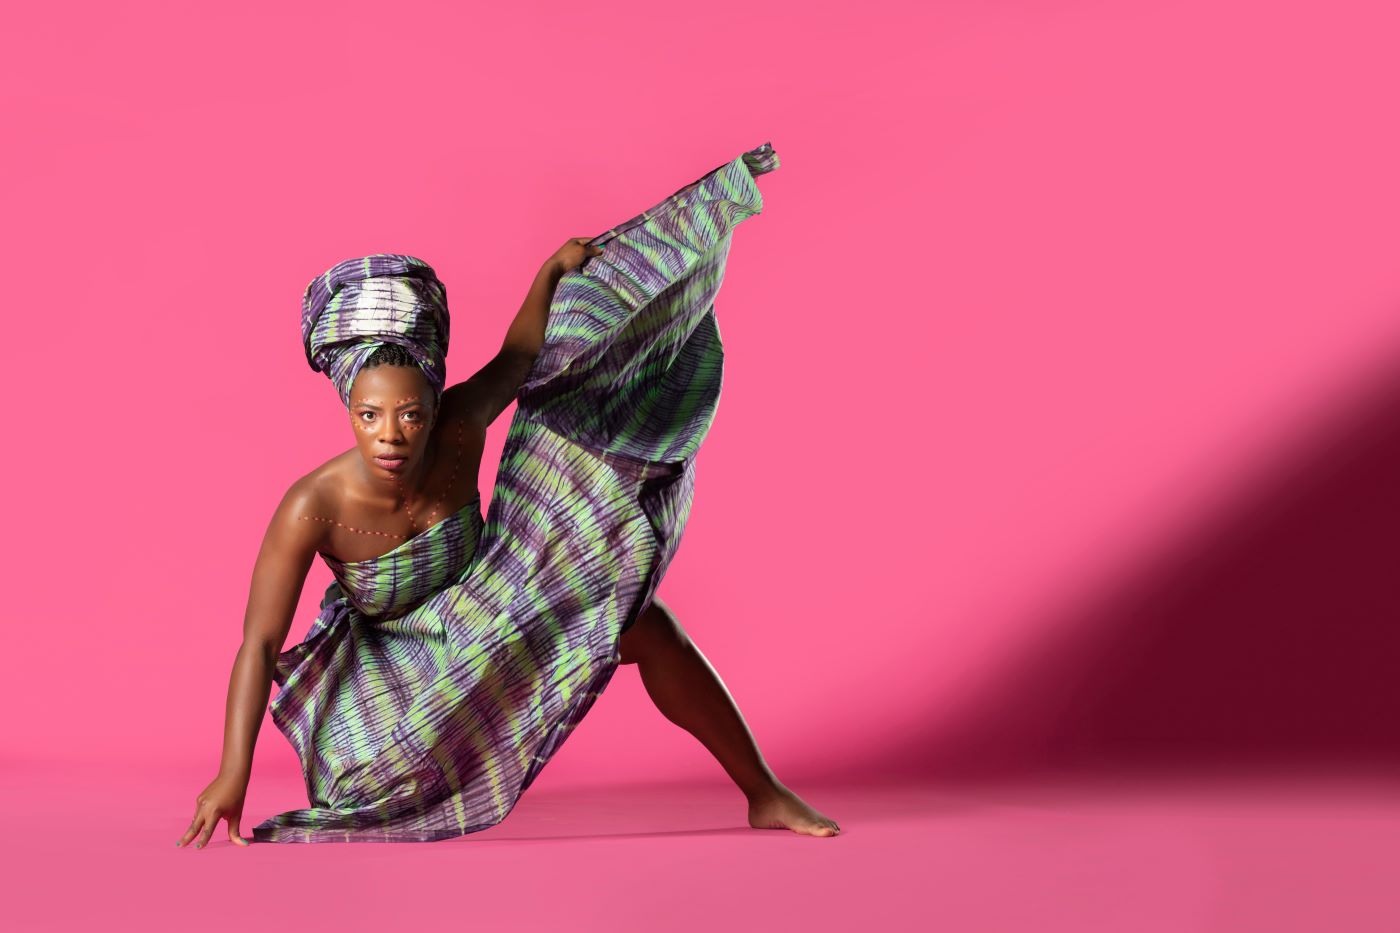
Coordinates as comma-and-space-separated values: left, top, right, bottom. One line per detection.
619, 598, 841, 837
178, 238, 839, 848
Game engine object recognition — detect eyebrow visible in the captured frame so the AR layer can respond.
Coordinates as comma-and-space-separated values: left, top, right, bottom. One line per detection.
353, 399, 424, 410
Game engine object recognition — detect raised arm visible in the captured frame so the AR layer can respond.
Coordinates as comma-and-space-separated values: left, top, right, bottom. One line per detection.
177, 477, 324, 849
439, 238, 603, 429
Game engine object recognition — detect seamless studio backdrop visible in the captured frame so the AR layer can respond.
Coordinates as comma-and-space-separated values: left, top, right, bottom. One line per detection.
3, 0, 1400, 922
6, 0, 1399, 793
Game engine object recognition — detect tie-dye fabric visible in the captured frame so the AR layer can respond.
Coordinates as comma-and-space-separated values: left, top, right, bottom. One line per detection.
301, 254, 452, 409
252, 141, 780, 843
320, 491, 485, 620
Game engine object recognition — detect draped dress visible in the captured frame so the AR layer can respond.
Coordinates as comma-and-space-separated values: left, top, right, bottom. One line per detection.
252, 141, 780, 843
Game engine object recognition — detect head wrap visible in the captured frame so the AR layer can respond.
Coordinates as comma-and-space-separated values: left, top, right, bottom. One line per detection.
300, 253, 451, 409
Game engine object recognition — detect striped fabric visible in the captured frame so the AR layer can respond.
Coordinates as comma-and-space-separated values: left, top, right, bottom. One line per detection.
301, 254, 452, 410
319, 492, 485, 620
252, 141, 780, 843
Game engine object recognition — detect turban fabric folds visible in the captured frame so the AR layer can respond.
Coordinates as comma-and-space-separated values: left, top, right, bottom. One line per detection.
300, 253, 451, 408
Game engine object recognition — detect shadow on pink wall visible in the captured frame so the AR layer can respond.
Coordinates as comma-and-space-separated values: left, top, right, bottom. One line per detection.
859, 355, 1400, 781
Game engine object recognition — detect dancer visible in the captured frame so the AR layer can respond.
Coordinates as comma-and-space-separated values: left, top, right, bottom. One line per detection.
176, 142, 840, 846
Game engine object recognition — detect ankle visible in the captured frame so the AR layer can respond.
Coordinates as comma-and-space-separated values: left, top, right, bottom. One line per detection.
742, 775, 788, 804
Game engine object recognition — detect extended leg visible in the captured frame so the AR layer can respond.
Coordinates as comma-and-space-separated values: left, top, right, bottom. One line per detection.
618, 595, 841, 837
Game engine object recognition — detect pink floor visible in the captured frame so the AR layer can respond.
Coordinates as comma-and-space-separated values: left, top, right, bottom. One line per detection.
8, 761, 1398, 931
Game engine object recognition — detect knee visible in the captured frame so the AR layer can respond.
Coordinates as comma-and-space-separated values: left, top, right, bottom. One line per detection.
618, 596, 687, 664
644, 596, 689, 643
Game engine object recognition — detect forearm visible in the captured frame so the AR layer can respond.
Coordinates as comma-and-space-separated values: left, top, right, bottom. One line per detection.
216, 640, 277, 783
500, 260, 563, 359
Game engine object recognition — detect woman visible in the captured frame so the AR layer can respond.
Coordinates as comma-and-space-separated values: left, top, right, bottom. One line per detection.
176, 142, 840, 846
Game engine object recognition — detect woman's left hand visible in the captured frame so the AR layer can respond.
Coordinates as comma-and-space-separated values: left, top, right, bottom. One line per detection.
546, 237, 605, 276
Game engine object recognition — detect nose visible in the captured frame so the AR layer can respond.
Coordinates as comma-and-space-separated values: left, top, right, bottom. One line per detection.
376, 418, 406, 446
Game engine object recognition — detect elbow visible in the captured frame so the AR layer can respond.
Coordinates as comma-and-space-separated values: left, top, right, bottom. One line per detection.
499, 343, 541, 365
242, 636, 282, 669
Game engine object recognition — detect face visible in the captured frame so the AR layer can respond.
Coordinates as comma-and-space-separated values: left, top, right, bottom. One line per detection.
347, 364, 438, 476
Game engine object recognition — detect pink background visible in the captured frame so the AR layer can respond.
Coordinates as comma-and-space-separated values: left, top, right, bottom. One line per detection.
6, 1, 1400, 930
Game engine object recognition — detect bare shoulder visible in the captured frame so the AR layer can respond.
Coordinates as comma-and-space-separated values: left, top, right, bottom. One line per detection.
437, 380, 491, 431
240, 464, 338, 648
297, 449, 357, 501
430, 406, 488, 453
267, 454, 354, 550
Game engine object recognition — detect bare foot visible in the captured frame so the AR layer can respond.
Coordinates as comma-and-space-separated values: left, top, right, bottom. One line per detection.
747, 784, 841, 837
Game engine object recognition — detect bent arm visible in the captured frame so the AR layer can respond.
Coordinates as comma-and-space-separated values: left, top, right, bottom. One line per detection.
502, 259, 565, 360
214, 479, 323, 784
440, 260, 564, 428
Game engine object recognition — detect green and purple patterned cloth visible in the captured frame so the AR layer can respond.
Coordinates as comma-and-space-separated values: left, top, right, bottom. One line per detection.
252, 141, 779, 843
300, 253, 452, 409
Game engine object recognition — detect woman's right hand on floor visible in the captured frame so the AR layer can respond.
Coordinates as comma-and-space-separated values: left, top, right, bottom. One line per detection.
177, 773, 251, 848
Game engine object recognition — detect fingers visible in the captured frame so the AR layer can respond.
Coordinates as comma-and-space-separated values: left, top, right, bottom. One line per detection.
553, 238, 604, 275
196, 813, 218, 850
229, 811, 250, 847
177, 807, 206, 848
194, 801, 224, 846
178, 801, 248, 849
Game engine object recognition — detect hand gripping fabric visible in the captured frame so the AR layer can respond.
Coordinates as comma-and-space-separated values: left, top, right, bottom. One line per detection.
253, 141, 780, 843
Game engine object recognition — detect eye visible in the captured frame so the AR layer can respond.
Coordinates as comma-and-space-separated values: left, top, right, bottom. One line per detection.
358, 411, 375, 421
404, 411, 422, 421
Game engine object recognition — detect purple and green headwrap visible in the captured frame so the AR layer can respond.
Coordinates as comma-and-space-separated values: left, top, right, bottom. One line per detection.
300, 254, 451, 409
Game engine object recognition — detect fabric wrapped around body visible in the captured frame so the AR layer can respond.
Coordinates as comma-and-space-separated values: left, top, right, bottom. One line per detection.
253, 141, 780, 843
